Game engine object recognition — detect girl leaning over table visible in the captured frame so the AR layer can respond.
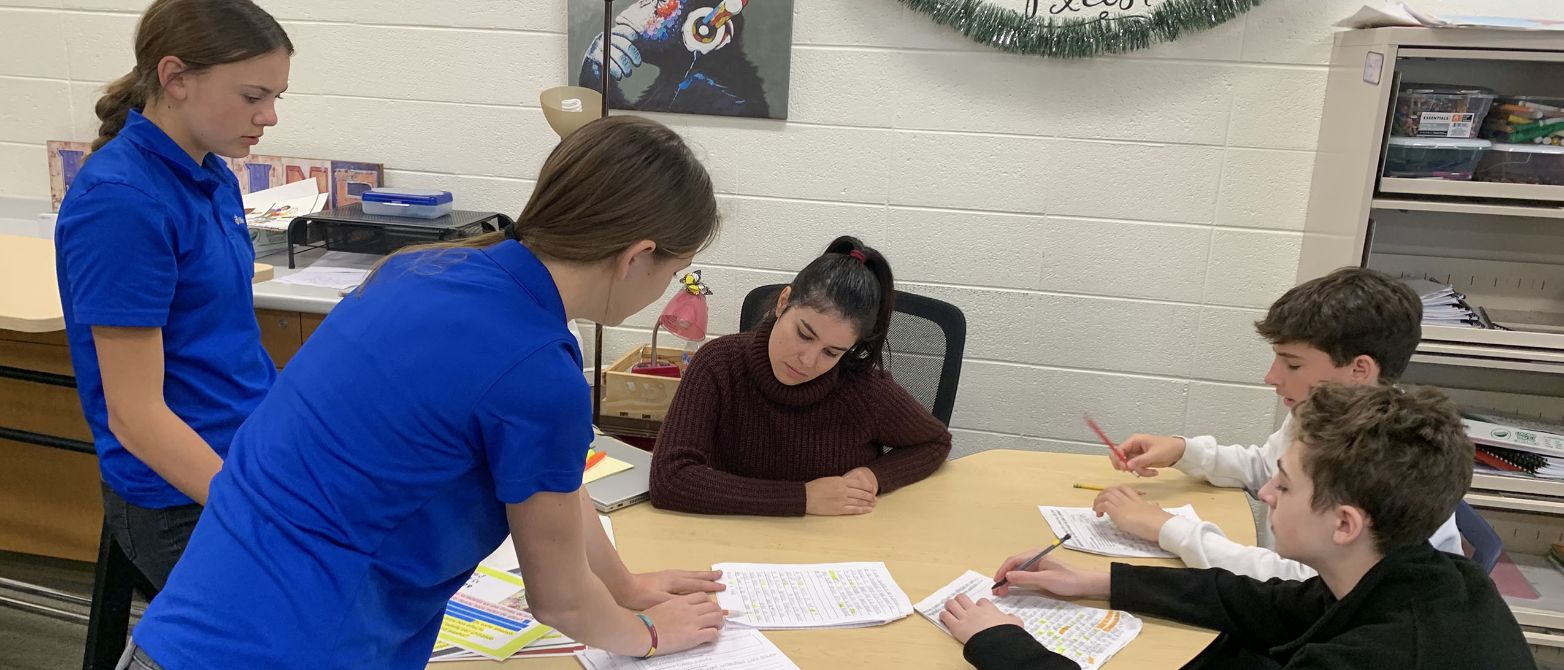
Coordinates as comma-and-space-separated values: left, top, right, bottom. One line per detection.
118, 116, 729, 669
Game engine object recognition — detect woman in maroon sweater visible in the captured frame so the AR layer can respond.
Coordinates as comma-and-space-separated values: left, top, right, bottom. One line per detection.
649, 236, 952, 517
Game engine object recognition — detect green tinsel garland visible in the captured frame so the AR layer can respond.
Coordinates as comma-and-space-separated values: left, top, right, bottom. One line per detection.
898, 0, 1267, 58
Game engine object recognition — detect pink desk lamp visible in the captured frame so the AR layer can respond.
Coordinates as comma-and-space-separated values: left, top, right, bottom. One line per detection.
633, 271, 711, 378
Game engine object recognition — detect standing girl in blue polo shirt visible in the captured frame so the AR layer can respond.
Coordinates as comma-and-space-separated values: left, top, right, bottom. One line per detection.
123, 116, 729, 669
53, 0, 291, 589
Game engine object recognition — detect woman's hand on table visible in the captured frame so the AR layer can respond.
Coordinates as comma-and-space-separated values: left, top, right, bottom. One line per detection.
841, 466, 879, 495
617, 569, 725, 610
641, 592, 727, 654
805, 476, 877, 515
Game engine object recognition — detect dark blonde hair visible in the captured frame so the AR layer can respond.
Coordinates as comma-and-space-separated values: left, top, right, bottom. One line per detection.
93, 0, 292, 151
1293, 383, 1472, 554
365, 115, 719, 284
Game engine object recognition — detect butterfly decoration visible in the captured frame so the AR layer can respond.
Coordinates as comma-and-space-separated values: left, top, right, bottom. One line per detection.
680, 270, 714, 296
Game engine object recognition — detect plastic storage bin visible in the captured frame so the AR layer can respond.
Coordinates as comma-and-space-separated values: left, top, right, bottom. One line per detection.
360, 188, 453, 219
1383, 137, 1491, 180
1393, 84, 1496, 138
1476, 143, 1564, 185
1483, 96, 1564, 145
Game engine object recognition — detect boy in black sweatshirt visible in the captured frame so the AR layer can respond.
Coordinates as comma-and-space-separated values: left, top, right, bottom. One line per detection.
941, 383, 1535, 670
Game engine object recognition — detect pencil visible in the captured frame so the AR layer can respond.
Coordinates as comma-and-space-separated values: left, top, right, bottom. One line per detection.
1074, 483, 1147, 495
1084, 414, 1141, 478
992, 533, 1073, 590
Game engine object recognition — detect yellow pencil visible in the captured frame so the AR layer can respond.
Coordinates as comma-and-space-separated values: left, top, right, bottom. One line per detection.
1074, 483, 1147, 495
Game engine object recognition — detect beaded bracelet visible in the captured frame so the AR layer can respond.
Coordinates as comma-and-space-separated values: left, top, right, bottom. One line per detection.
635, 612, 658, 658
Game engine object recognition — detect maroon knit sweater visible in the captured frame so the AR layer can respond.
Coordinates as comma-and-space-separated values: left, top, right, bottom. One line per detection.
649, 316, 953, 516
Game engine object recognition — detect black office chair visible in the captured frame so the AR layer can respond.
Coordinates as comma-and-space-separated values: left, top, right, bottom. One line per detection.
83, 522, 155, 670
1454, 500, 1503, 574
738, 284, 967, 426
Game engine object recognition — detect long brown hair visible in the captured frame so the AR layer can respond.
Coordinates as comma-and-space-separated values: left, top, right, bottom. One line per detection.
364, 115, 720, 283
93, 0, 293, 151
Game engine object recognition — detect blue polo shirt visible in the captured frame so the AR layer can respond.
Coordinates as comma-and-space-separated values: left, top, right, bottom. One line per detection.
133, 240, 592, 669
54, 110, 276, 508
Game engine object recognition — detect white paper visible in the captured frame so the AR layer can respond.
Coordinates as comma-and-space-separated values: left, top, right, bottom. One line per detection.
1335, 3, 1422, 29
1038, 505, 1202, 559
241, 179, 328, 232
713, 562, 913, 629
915, 570, 1141, 670
1336, 3, 1564, 31
274, 265, 369, 290
430, 515, 615, 662
437, 566, 550, 660
272, 251, 383, 290
575, 628, 798, 670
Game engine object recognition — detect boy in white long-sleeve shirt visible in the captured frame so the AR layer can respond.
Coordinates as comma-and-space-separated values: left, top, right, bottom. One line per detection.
1091, 267, 1463, 581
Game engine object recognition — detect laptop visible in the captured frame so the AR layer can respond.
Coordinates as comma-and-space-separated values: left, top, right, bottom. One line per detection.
586, 433, 653, 513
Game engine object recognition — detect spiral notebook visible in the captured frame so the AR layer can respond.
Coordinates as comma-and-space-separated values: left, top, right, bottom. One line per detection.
1466, 418, 1564, 479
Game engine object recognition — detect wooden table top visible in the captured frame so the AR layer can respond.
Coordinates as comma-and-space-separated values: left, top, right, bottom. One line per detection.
434, 449, 1257, 670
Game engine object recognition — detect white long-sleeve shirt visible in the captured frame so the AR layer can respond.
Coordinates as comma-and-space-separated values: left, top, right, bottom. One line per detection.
1162, 412, 1464, 581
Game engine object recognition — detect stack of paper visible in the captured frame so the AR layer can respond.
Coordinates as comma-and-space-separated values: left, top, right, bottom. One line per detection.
242, 179, 329, 233
433, 566, 552, 660
915, 571, 1141, 670
1337, 3, 1564, 31
273, 251, 381, 291
576, 629, 798, 670
242, 179, 329, 257
429, 517, 613, 662
1403, 278, 1484, 328
1037, 505, 1203, 559
714, 562, 914, 629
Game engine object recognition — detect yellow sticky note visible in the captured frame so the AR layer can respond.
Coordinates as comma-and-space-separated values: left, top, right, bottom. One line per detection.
583, 456, 633, 484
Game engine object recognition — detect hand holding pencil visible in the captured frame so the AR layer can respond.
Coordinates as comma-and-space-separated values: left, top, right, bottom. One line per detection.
1087, 417, 1188, 477
1085, 414, 1142, 478
990, 539, 1111, 600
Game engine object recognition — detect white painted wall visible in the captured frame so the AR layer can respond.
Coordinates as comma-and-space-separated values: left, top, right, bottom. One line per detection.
6, 0, 1563, 456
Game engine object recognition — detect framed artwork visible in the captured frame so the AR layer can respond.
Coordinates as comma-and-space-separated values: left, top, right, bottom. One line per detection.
567, 0, 794, 120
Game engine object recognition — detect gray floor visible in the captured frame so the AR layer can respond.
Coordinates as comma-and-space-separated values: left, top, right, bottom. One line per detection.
0, 550, 137, 670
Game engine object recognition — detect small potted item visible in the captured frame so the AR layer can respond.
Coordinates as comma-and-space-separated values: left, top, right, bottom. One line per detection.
360, 188, 454, 219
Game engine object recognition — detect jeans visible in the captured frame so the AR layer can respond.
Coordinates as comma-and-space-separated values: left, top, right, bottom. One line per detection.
100, 482, 202, 590
116, 643, 164, 670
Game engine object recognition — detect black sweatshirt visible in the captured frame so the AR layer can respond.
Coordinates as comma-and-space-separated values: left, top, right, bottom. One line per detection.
963, 545, 1535, 670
